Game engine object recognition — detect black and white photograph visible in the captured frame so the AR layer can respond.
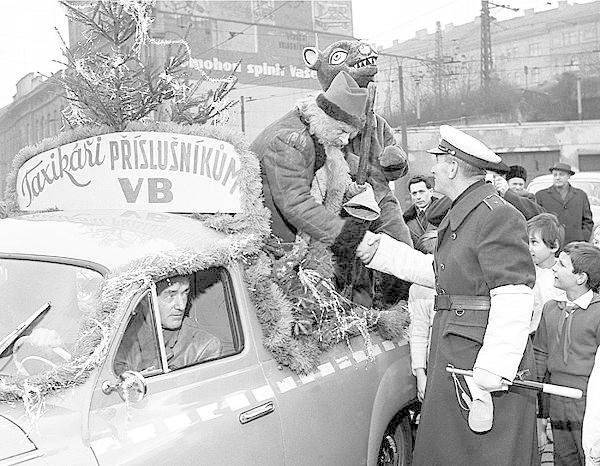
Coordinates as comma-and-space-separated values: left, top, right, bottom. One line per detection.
1, 1, 600, 464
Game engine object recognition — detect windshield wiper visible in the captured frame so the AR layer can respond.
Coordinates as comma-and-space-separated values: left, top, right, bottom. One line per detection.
0, 302, 52, 358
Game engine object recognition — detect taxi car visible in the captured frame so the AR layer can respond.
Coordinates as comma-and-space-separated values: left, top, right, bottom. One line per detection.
0, 128, 417, 466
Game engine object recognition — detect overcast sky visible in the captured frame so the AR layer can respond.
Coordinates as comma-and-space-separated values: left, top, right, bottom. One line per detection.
0, 0, 596, 108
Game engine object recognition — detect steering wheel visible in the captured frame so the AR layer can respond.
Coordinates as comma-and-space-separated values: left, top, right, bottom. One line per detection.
12, 337, 68, 377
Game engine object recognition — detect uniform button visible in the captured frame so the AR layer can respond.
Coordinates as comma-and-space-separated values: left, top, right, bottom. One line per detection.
451, 233, 457, 240
440, 263, 445, 270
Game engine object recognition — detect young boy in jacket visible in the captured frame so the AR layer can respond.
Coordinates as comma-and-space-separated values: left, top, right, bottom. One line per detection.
534, 241, 600, 466
527, 213, 566, 334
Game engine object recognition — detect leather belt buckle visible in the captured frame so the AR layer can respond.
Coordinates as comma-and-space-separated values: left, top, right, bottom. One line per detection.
434, 294, 451, 311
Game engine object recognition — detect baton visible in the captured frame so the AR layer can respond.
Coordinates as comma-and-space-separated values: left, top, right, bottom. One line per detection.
356, 82, 377, 185
446, 366, 583, 399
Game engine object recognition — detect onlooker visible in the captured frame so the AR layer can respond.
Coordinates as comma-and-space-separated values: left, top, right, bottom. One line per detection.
490, 169, 545, 220
408, 229, 438, 402
507, 165, 533, 197
527, 213, 566, 334
403, 175, 444, 246
535, 163, 594, 243
534, 242, 600, 466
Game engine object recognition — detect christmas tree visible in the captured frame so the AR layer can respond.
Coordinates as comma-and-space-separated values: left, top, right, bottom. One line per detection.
56, 0, 237, 130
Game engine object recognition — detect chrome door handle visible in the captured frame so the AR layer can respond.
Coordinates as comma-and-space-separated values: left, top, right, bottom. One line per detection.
239, 401, 275, 424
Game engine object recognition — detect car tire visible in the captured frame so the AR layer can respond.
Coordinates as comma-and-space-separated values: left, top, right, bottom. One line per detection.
377, 415, 413, 466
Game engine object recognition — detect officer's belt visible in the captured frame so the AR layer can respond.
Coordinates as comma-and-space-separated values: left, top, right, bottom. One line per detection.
434, 295, 491, 311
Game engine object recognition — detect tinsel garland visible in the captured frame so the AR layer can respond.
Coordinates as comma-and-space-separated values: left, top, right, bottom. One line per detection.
1, 120, 409, 406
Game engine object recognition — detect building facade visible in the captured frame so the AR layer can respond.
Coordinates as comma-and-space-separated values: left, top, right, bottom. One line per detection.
0, 74, 65, 197
376, 0, 600, 124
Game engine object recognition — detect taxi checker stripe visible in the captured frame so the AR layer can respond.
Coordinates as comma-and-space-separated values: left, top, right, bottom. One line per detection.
90, 339, 404, 454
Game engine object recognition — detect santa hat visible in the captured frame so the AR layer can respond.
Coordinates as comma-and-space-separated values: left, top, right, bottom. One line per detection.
507, 165, 527, 182
316, 71, 367, 129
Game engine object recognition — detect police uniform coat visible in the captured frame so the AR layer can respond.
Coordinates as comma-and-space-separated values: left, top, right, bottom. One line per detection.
369, 181, 538, 466
534, 184, 594, 243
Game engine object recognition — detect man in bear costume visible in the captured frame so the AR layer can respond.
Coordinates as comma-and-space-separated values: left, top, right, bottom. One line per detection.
251, 40, 411, 304
302, 40, 412, 249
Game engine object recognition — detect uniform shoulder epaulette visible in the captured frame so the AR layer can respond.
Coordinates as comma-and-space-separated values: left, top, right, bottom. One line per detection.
482, 193, 507, 210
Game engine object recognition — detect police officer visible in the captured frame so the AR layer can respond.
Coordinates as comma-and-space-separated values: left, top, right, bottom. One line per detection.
359, 125, 538, 465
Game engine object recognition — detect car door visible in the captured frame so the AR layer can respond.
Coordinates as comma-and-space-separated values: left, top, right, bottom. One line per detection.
261, 334, 413, 465
87, 266, 284, 465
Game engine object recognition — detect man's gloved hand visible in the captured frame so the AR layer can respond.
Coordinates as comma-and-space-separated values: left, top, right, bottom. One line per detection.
473, 367, 505, 391
379, 146, 409, 181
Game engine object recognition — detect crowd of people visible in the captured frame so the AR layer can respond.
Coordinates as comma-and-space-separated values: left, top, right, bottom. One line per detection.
248, 38, 600, 465
355, 127, 600, 465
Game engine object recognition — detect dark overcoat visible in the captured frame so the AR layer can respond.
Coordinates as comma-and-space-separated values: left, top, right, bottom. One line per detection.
534, 184, 594, 243
412, 181, 539, 466
504, 189, 545, 220
403, 196, 441, 246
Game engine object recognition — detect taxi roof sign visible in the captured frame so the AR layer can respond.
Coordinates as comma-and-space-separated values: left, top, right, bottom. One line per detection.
15, 131, 242, 213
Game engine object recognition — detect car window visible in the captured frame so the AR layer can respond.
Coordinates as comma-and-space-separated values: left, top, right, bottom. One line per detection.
0, 259, 103, 378
112, 267, 242, 376
113, 292, 164, 376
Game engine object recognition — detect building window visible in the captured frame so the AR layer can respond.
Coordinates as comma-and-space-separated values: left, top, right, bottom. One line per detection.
529, 43, 540, 56
580, 26, 596, 43
562, 30, 579, 46
532, 67, 541, 83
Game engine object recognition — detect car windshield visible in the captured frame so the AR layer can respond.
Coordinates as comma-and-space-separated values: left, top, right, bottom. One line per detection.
0, 259, 103, 378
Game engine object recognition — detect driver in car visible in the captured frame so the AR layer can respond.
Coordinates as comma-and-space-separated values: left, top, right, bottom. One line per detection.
114, 275, 222, 375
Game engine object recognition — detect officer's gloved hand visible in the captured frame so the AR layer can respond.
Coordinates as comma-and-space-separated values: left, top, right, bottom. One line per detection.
473, 367, 505, 391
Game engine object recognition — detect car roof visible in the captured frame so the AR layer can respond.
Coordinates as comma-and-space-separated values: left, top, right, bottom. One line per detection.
0, 210, 225, 272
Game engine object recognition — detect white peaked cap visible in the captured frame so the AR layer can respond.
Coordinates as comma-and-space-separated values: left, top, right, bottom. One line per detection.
428, 125, 504, 171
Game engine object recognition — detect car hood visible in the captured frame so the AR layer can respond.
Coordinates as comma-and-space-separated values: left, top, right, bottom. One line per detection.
0, 414, 38, 463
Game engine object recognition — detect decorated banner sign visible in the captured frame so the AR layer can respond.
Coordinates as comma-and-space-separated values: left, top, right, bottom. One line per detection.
16, 131, 242, 213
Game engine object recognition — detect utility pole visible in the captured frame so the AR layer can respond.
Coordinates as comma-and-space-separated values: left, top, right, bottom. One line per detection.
414, 75, 422, 125
397, 64, 408, 152
240, 95, 246, 133
435, 21, 444, 106
481, 0, 492, 91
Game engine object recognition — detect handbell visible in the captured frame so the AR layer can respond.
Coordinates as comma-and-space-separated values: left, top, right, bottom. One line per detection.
343, 183, 381, 221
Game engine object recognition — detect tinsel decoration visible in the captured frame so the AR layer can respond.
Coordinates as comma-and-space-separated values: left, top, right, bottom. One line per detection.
55, 0, 238, 130
1, 122, 409, 408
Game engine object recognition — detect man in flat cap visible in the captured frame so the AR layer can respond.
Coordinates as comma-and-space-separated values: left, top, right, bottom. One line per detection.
358, 125, 538, 465
535, 162, 593, 243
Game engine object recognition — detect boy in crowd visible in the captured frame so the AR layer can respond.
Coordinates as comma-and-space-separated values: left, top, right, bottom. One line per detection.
528, 213, 566, 334
534, 242, 600, 466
